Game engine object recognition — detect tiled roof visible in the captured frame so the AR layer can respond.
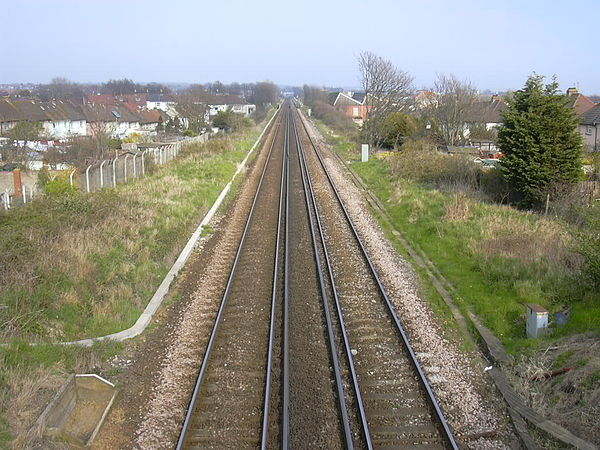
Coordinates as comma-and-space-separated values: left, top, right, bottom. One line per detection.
566, 93, 596, 116
0, 99, 85, 122
79, 104, 141, 123
464, 100, 508, 124
580, 104, 600, 125
351, 92, 366, 103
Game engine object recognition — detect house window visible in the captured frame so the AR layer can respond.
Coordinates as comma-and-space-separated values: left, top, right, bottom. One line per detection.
353, 107, 359, 117
586, 126, 593, 135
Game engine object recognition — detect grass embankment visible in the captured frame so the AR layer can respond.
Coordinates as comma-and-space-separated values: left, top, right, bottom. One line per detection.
0, 122, 267, 446
315, 122, 600, 354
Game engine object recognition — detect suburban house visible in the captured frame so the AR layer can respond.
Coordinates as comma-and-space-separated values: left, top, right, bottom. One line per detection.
79, 104, 141, 139
0, 92, 216, 141
203, 94, 256, 117
580, 104, 600, 152
40, 101, 87, 138
0, 99, 87, 138
138, 109, 169, 135
413, 90, 438, 110
330, 91, 368, 123
146, 93, 176, 111
566, 87, 596, 116
464, 97, 508, 135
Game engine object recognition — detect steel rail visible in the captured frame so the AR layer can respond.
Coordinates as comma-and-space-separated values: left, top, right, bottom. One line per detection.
260, 105, 288, 449
291, 114, 354, 449
292, 109, 373, 449
176, 109, 284, 449
296, 108, 459, 449
282, 104, 291, 449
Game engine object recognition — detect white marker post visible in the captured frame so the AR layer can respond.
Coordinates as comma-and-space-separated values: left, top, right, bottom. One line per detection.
361, 144, 369, 162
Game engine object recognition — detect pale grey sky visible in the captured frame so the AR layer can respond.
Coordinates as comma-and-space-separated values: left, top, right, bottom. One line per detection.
1, 0, 598, 93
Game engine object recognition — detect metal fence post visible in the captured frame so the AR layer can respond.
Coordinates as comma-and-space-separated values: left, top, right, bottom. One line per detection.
124, 154, 129, 182
5, 189, 11, 209
22, 185, 27, 204
133, 154, 137, 178
29, 185, 34, 200
100, 160, 106, 188
69, 168, 77, 186
112, 156, 118, 187
141, 150, 146, 176
85, 165, 92, 193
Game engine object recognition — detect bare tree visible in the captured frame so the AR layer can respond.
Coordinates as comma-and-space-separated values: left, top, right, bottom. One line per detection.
302, 85, 329, 106
358, 51, 413, 146
249, 81, 280, 109
428, 74, 478, 146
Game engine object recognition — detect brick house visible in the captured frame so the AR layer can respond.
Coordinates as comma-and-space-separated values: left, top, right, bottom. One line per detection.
330, 91, 369, 123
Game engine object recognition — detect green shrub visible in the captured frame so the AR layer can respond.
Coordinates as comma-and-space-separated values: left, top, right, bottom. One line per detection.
574, 206, 600, 287
44, 179, 77, 196
390, 139, 481, 192
311, 101, 356, 135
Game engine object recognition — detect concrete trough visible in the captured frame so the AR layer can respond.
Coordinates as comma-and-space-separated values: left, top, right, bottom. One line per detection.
35, 374, 116, 448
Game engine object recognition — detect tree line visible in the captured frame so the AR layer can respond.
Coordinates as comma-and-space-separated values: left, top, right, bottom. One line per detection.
302, 52, 585, 209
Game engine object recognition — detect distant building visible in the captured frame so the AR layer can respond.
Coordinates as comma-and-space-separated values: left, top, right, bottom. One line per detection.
146, 93, 176, 111
79, 103, 141, 139
330, 91, 369, 123
203, 94, 256, 117
0, 99, 87, 138
580, 104, 600, 152
566, 87, 596, 116
464, 97, 508, 135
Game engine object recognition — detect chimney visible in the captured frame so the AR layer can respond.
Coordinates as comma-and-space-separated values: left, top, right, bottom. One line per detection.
567, 87, 579, 96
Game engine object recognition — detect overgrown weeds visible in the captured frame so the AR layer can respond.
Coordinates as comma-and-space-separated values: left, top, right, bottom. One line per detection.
0, 127, 262, 341
322, 129, 599, 351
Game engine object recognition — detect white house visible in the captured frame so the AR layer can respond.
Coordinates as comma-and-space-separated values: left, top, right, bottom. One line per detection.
146, 93, 176, 111
204, 94, 256, 117
80, 104, 142, 139
0, 99, 87, 139
41, 101, 87, 138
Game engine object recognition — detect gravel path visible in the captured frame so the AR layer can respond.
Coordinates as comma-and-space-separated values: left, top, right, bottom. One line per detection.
300, 114, 517, 449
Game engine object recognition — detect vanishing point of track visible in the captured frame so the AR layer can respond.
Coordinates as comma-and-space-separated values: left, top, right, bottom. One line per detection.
177, 102, 459, 449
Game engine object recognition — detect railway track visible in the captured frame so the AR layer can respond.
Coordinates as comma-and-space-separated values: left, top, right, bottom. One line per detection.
176, 107, 286, 449
177, 102, 458, 449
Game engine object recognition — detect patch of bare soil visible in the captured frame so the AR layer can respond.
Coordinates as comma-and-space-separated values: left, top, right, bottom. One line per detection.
510, 333, 600, 446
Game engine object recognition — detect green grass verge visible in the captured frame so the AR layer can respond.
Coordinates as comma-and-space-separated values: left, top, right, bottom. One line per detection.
316, 123, 600, 354
0, 111, 275, 448
0, 121, 270, 445
0, 128, 264, 342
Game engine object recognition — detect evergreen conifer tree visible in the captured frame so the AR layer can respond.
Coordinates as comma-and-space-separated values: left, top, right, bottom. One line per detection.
498, 74, 583, 206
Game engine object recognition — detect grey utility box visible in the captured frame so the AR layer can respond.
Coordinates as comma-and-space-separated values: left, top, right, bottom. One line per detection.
526, 303, 549, 338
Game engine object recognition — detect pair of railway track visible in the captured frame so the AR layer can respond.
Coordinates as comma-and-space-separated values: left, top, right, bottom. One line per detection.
176, 102, 459, 449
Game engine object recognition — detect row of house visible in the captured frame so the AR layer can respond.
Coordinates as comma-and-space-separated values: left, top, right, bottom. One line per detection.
328, 87, 599, 152
0, 92, 256, 140
0, 99, 170, 139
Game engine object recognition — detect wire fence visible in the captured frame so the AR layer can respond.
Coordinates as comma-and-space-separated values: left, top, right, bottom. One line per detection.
1, 133, 210, 211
